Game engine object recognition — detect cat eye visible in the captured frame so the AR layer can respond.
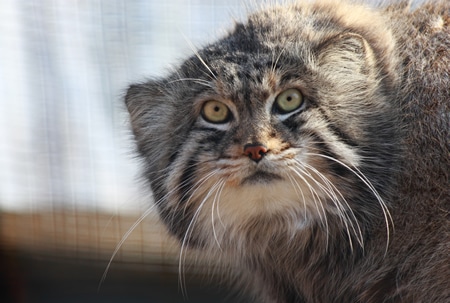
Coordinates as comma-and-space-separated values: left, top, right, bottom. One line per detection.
201, 100, 231, 123
274, 88, 304, 114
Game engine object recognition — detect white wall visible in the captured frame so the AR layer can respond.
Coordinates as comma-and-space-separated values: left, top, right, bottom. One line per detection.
0, 0, 243, 213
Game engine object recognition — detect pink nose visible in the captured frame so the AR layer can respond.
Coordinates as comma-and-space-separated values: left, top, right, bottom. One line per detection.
244, 143, 268, 163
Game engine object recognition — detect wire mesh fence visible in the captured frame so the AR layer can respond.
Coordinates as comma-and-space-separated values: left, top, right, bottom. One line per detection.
0, 0, 429, 302
0, 1, 245, 302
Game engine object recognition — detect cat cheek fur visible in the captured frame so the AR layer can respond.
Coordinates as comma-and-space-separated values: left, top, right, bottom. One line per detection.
125, 30, 394, 250
125, 0, 449, 302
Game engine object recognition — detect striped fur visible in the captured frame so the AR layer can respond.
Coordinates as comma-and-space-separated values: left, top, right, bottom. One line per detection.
125, 1, 449, 302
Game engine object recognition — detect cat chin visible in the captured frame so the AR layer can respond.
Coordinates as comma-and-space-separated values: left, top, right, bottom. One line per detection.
201, 177, 324, 227
240, 171, 282, 185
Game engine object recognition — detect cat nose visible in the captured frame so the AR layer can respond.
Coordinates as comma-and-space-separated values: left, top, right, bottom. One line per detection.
243, 143, 268, 163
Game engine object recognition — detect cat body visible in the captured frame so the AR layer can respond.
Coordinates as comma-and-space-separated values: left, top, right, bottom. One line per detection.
125, 1, 449, 302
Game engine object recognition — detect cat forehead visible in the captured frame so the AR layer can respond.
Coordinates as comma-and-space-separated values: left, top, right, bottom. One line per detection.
182, 52, 305, 104
174, 41, 311, 107
179, 7, 323, 82
169, 1, 393, 100
182, 38, 310, 92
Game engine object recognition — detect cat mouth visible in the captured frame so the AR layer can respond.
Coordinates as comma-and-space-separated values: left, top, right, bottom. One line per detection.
241, 171, 282, 185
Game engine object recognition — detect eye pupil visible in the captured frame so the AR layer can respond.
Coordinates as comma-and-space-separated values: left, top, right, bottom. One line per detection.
201, 100, 231, 124
274, 88, 304, 114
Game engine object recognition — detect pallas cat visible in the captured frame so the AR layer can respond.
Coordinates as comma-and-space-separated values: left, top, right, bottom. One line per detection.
125, 0, 449, 302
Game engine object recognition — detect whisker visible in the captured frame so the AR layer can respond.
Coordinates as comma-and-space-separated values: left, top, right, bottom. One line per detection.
178, 169, 220, 298
300, 161, 364, 250
211, 179, 227, 250
179, 169, 221, 215
305, 152, 393, 253
288, 165, 330, 240
271, 44, 288, 75
159, 164, 216, 223
98, 203, 157, 292
180, 32, 217, 81
286, 171, 308, 221
168, 78, 214, 89
215, 179, 227, 230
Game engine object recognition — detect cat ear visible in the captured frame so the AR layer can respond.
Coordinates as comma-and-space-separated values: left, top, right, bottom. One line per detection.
317, 33, 376, 75
124, 80, 175, 136
125, 81, 165, 118
124, 80, 174, 160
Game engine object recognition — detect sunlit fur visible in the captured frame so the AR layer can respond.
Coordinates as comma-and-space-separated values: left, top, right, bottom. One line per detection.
125, 1, 449, 302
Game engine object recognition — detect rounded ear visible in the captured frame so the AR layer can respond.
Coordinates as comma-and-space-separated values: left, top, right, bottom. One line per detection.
124, 83, 146, 112
317, 33, 377, 75
124, 80, 175, 166
124, 81, 165, 118
124, 80, 174, 140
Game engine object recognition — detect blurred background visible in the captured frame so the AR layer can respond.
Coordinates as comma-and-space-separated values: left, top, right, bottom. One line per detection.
0, 0, 247, 302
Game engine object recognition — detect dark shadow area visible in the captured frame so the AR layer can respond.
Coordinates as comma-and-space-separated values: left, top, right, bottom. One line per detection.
1, 248, 248, 303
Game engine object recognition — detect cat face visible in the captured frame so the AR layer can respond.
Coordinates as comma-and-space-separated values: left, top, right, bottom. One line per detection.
125, 3, 400, 252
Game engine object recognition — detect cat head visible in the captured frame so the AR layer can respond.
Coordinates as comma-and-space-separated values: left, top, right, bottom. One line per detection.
125, 1, 401, 252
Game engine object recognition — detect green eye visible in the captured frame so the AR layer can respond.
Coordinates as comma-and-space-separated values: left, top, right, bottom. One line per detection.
274, 88, 304, 114
201, 100, 231, 123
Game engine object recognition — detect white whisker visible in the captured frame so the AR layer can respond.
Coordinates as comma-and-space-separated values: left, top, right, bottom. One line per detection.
178, 169, 220, 298
286, 171, 308, 217
180, 32, 217, 81
305, 152, 393, 253
179, 169, 221, 215
288, 165, 330, 241
211, 179, 227, 250
168, 78, 214, 89
98, 203, 157, 292
271, 46, 284, 74
300, 161, 364, 250
215, 179, 227, 231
